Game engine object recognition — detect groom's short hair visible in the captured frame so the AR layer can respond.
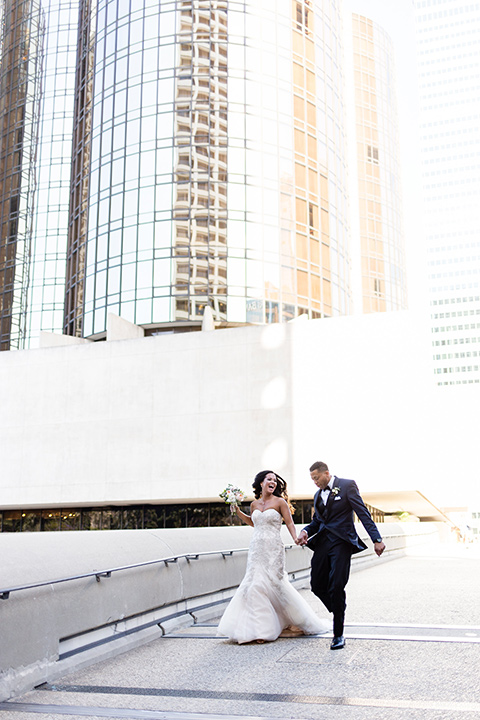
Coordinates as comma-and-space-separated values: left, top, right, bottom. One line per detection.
310, 461, 329, 473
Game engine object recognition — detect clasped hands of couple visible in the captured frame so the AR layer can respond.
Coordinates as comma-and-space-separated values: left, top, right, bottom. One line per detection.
295, 529, 385, 556
295, 529, 309, 546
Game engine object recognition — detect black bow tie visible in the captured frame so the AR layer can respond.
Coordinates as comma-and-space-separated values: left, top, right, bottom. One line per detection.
323, 487, 331, 493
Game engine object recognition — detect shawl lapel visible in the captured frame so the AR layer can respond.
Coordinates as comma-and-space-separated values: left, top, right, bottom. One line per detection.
315, 490, 326, 517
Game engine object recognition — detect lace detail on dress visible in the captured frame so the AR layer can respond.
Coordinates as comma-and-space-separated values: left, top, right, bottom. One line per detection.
217, 508, 330, 643
241, 509, 285, 591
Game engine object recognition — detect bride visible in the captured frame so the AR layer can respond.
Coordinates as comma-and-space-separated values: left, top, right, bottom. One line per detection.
217, 470, 330, 643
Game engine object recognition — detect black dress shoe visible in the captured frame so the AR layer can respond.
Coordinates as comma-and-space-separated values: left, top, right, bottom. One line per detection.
330, 635, 345, 650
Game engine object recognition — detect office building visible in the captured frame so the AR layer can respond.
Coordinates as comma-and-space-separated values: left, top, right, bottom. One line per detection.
415, 0, 480, 385
0, 0, 45, 350
0, 0, 410, 350
351, 13, 407, 313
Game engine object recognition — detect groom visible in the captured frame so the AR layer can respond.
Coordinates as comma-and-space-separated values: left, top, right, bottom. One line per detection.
296, 461, 385, 650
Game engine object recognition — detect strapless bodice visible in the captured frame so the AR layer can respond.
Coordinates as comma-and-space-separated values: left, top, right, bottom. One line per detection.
252, 508, 282, 528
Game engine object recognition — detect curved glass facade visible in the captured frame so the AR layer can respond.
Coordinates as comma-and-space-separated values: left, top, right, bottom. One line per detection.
0, 1, 412, 350
64, 0, 351, 339
0, 0, 44, 350
26, 0, 81, 343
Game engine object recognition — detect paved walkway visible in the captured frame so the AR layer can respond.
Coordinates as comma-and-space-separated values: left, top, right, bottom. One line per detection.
1, 541, 480, 720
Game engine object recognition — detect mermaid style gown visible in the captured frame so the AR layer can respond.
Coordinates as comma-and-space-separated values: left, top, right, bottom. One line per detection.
217, 508, 330, 643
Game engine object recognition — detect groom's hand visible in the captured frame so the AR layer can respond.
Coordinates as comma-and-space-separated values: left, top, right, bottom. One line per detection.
296, 530, 308, 546
374, 541, 386, 557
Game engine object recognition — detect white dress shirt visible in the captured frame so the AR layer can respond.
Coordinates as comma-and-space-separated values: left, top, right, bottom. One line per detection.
320, 475, 334, 505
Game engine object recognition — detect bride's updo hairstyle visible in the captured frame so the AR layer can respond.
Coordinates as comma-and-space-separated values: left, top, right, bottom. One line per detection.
252, 470, 295, 514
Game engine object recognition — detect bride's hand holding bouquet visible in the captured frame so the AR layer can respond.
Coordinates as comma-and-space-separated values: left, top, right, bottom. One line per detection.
219, 484, 253, 525
219, 484, 247, 513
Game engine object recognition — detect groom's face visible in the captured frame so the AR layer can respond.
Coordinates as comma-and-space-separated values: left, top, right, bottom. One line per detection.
310, 469, 330, 490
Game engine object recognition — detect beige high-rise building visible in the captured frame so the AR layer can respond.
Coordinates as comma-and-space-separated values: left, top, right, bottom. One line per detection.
351, 13, 407, 314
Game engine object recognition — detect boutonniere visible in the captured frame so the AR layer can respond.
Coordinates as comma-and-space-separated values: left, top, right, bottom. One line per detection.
331, 487, 340, 496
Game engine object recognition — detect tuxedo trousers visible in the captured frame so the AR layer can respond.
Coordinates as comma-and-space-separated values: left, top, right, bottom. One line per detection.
310, 531, 353, 637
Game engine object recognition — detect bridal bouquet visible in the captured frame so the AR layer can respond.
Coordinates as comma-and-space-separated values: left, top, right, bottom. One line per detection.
219, 484, 247, 513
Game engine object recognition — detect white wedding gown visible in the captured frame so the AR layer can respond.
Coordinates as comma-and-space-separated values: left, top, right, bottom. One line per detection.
217, 508, 330, 643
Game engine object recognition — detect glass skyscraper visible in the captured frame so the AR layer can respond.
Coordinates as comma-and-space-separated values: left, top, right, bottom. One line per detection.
0, 0, 44, 350
0, 0, 408, 349
26, 0, 81, 345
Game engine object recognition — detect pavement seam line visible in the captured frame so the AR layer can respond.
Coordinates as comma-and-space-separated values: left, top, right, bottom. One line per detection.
30, 685, 480, 712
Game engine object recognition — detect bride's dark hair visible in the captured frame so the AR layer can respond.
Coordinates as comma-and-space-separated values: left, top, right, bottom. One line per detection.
252, 470, 295, 514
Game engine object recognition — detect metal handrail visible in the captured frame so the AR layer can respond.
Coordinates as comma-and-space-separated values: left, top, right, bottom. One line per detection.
0, 529, 430, 600
0, 544, 297, 600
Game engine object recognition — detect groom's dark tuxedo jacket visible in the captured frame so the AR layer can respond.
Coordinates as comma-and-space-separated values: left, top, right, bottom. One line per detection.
303, 476, 382, 554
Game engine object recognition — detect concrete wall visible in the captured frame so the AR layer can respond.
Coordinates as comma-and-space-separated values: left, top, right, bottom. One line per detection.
1, 311, 479, 510
0, 323, 293, 508
0, 522, 440, 700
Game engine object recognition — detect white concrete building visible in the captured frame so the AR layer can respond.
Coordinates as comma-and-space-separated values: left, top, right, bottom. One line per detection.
1, 311, 478, 527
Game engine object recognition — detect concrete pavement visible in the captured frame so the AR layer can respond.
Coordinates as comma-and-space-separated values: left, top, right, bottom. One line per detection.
1, 540, 480, 720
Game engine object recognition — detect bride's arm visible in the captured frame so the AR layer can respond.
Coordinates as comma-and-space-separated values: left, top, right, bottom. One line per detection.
232, 502, 254, 527
279, 499, 297, 542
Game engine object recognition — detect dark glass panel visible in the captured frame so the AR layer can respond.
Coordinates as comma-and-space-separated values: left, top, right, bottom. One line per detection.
291, 500, 303, 525
144, 507, 165, 529
102, 509, 122, 530
2, 511, 22, 532
187, 505, 209, 527
230, 507, 245, 526
164, 505, 187, 528
41, 510, 61, 531
61, 511, 81, 531
303, 502, 314, 523
121, 508, 143, 530
81, 510, 103, 530
21, 512, 42, 532
206, 503, 231, 527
